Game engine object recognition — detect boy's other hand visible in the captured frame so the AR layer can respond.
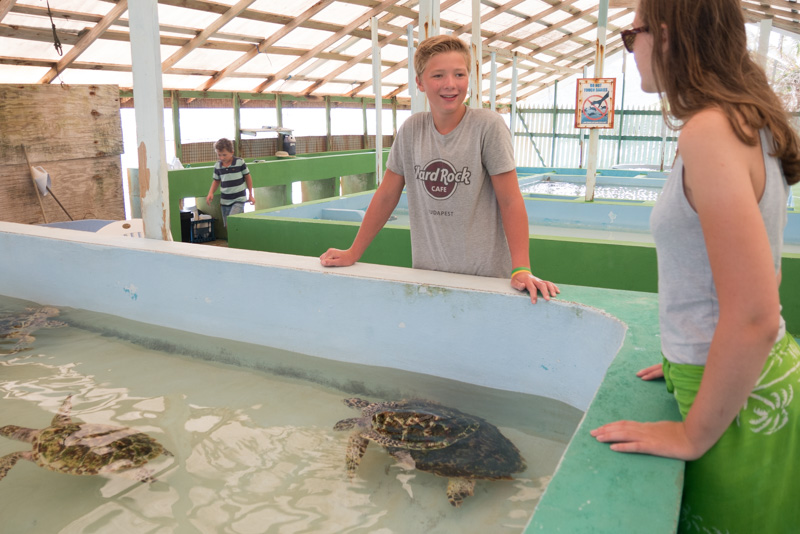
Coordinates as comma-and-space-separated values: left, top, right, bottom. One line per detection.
511, 272, 559, 304
205, 193, 213, 204
320, 248, 357, 267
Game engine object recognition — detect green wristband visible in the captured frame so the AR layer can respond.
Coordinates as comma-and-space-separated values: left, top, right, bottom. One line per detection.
511, 267, 532, 277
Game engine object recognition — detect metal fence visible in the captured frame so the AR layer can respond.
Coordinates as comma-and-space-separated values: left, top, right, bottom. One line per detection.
514, 104, 679, 170
514, 105, 800, 171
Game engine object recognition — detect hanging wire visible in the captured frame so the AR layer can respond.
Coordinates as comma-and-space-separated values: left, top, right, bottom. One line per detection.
46, 0, 62, 56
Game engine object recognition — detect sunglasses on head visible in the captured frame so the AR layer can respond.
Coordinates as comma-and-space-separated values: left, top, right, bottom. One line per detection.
620, 26, 649, 53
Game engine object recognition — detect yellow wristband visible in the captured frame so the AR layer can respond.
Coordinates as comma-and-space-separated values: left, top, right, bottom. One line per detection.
511, 267, 532, 278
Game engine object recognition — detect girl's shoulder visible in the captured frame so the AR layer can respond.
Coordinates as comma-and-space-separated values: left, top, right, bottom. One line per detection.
678, 107, 743, 154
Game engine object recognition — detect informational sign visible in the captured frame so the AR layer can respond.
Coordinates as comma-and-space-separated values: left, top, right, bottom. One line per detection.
575, 78, 616, 129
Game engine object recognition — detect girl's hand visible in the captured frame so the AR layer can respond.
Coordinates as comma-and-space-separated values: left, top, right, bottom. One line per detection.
511, 272, 559, 304
637, 363, 664, 381
590, 420, 704, 461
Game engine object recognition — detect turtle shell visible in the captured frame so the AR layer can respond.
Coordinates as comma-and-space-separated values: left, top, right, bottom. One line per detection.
366, 400, 481, 450
32, 422, 168, 476
388, 419, 526, 479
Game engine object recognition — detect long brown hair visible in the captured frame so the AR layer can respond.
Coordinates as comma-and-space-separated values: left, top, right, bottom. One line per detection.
639, 0, 800, 184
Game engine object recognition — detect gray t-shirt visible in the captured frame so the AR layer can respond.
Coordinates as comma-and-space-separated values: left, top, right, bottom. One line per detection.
386, 107, 516, 278
651, 128, 789, 365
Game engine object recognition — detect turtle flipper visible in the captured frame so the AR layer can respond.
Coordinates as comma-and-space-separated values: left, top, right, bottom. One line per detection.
345, 433, 369, 478
0, 451, 32, 481
0, 425, 39, 443
446, 477, 475, 507
342, 398, 372, 409
52, 395, 74, 426
333, 418, 360, 431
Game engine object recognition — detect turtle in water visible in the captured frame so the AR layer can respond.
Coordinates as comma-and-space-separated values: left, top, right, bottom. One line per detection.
0, 395, 172, 483
333, 397, 526, 507
0, 306, 66, 354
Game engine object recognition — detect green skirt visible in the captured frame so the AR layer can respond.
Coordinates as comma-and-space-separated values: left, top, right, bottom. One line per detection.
663, 333, 800, 534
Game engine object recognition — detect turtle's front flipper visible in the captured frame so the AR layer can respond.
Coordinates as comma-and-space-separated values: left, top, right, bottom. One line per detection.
0, 451, 32, 481
345, 433, 369, 478
0, 425, 38, 443
446, 477, 475, 507
52, 395, 74, 426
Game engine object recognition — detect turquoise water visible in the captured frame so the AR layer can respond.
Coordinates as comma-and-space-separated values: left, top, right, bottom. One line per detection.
0, 296, 581, 534
520, 181, 661, 202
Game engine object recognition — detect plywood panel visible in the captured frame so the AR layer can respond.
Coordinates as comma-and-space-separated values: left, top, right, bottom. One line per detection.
0, 157, 124, 224
0, 84, 123, 164
0, 84, 124, 223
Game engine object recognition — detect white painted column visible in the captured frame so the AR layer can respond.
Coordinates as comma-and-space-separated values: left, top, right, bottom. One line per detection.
584, 0, 608, 202
489, 51, 497, 112
372, 17, 383, 183
128, 0, 171, 239
413, 0, 439, 114
757, 17, 772, 68
469, 0, 482, 108
510, 54, 518, 142
408, 24, 421, 113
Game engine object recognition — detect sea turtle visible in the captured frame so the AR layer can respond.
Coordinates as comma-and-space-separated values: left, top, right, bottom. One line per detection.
333, 397, 526, 507
0, 395, 172, 482
0, 306, 66, 354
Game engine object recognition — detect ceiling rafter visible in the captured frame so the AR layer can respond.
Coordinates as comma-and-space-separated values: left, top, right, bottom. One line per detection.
301, 0, 423, 96
161, 0, 256, 71
0, 1, 794, 104
38, 0, 129, 84
197, 0, 338, 92
0, 0, 16, 24
252, 0, 404, 93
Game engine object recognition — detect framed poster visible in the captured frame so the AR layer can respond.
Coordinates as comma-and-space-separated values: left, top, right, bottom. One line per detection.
575, 78, 616, 129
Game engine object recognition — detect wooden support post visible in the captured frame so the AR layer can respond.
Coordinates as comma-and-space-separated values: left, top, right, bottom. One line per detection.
171, 90, 182, 162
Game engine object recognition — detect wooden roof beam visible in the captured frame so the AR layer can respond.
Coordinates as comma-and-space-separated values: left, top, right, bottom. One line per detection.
38, 0, 128, 84
253, 0, 404, 93
483, 0, 582, 46
196, 0, 337, 92
161, 0, 256, 71
0, 0, 16, 24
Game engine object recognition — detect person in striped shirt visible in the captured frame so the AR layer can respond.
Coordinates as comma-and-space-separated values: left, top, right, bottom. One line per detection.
205, 138, 255, 226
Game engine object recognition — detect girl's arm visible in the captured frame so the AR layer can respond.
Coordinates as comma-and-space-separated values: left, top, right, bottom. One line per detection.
320, 169, 405, 267
492, 170, 559, 303
592, 109, 781, 460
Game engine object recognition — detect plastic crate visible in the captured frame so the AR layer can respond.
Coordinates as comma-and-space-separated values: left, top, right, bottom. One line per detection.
190, 218, 215, 243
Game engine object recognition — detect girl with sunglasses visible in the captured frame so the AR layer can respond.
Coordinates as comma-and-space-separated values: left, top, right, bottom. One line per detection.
591, 0, 800, 532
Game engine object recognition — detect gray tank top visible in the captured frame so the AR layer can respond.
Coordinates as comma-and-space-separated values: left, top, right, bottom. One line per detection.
650, 129, 789, 365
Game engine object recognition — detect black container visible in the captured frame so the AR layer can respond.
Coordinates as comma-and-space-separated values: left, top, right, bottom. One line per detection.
282, 134, 296, 156
180, 211, 193, 242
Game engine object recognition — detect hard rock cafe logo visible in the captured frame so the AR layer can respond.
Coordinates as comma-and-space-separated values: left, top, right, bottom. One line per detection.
414, 159, 471, 200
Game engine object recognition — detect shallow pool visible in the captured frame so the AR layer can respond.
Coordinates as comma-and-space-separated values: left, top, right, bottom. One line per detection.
520, 181, 662, 202
0, 296, 581, 534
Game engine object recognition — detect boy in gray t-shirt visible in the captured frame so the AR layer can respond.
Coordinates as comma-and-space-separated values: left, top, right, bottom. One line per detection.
320, 35, 558, 304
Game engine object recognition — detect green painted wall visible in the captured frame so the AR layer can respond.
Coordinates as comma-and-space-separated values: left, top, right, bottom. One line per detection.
166, 150, 387, 241
228, 213, 800, 334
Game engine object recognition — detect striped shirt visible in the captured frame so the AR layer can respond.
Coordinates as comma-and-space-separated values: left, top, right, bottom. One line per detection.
213, 157, 250, 206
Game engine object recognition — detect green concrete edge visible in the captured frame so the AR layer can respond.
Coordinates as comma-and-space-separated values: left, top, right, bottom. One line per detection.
524, 284, 682, 532
166, 150, 389, 240
227, 211, 800, 334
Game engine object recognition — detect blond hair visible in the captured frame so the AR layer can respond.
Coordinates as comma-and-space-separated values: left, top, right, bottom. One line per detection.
414, 35, 471, 76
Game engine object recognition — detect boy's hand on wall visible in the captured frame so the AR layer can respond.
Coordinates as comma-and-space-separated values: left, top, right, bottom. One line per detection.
511, 272, 559, 304
320, 248, 358, 267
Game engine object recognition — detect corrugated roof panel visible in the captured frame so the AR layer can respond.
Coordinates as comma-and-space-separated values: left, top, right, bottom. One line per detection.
313, 2, 371, 26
